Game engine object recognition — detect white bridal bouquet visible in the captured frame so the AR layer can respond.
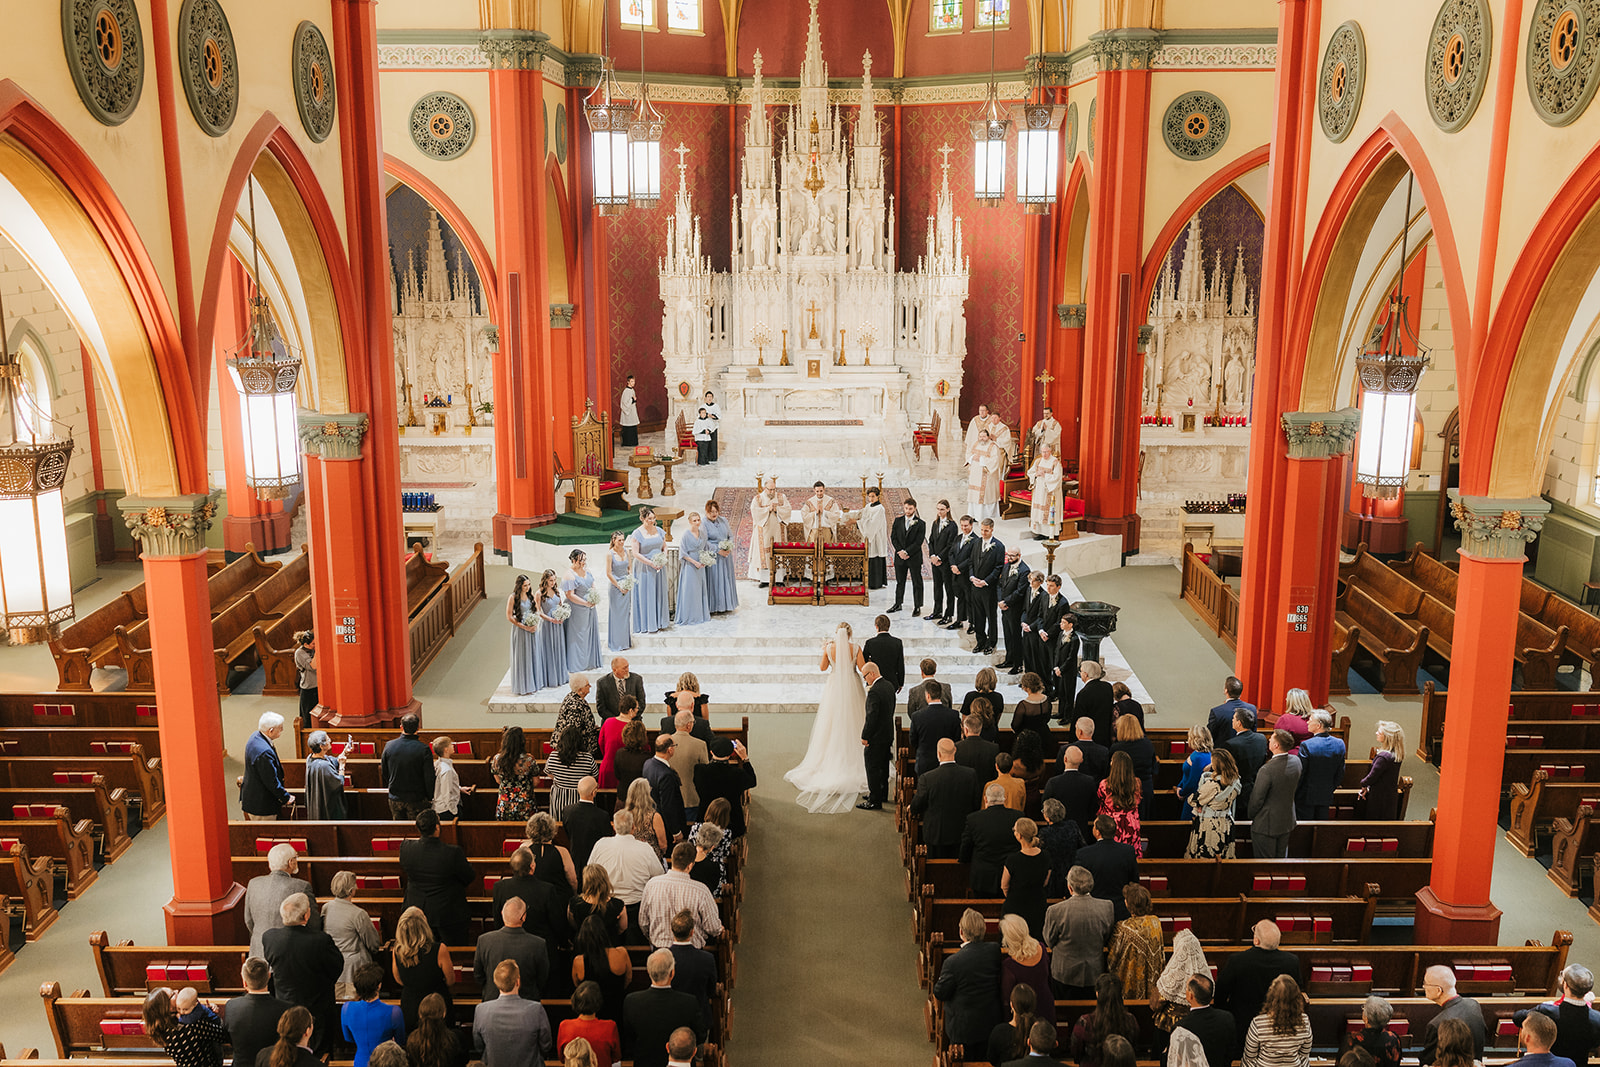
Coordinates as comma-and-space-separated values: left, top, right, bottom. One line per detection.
585, 588, 602, 606
552, 603, 572, 622
618, 576, 637, 594
520, 608, 539, 629
718, 538, 733, 553
649, 551, 665, 565
698, 549, 717, 567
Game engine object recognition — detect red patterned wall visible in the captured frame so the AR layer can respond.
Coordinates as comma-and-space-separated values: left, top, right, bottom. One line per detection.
898, 103, 1026, 424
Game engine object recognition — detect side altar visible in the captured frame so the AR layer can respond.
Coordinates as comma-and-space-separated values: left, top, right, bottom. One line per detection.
658, 0, 969, 448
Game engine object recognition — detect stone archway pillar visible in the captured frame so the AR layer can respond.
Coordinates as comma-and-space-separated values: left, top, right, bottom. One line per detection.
1416, 493, 1548, 944
1053, 304, 1087, 469
119, 493, 243, 944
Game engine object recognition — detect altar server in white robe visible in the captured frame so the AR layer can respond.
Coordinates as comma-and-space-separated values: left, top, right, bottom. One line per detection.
1026, 443, 1066, 538
1030, 406, 1062, 459
844, 486, 890, 590
965, 429, 1003, 523
963, 405, 996, 461
746, 477, 791, 585
801, 481, 844, 542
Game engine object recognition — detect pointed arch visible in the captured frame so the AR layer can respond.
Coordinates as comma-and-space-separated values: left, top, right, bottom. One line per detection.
1059, 156, 1093, 306
1137, 144, 1270, 313
384, 155, 500, 323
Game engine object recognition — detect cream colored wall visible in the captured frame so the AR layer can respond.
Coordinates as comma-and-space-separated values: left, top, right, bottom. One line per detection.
1142, 68, 1273, 259
375, 0, 484, 31
380, 70, 499, 265
1543, 388, 1590, 506
1158, 1, 1275, 31
1411, 248, 1459, 489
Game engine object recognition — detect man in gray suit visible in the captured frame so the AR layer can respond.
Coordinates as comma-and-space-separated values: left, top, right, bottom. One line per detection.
596, 657, 646, 721
243, 842, 318, 957
472, 960, 552, 1067
906, 658, 955, 717
1247, 729, 1303, 859
1041, 864, 1114, 998
472, 897, 551, 1001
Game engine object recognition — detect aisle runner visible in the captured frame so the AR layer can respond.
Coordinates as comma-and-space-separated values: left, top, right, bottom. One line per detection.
711, 484, 934, 579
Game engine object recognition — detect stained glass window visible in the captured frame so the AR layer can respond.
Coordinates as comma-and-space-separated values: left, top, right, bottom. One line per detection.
667, 0, 699, 30
623, 0, 655, 29
929, 0, 961, 32
976, 0, 1009, 27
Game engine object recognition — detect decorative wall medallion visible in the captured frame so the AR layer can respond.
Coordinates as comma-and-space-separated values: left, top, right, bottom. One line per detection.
555, 103, 569, 164
1318, 21, 1366, 143
1161, 91, 1230, 160
60, 0, 145, 126
410, 92, 475, 160
176, 0, 238, 136
1065, 102, 1079, 161
1088, 98, 1097, 160
293, 21, 337, 144
1527, 0, 1600, 127
1426, 0, 1492, 132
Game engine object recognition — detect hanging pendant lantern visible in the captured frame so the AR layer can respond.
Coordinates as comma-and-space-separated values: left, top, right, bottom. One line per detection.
969, 14, 1010, 204
1012, 57, 1064, 214
0, 291, 74, 644
585, 56, 634, 215
628, 80, 664, 208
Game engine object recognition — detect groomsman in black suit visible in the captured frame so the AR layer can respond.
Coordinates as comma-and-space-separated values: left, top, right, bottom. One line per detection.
945, 516, 977, 632
1035, 575, 1071, 700
968, 519, 1005, 655
863, 615, 905, 693
858, 663, 897, 810
1019, 571, 1047, 680
997, 547, 1031, 671
1053, 606, 1081, 720
890, 498, 926, 614
926, 500, 958, 621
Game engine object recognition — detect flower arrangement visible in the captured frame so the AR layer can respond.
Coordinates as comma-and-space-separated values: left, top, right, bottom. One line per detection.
650, 551, 665, 565
552, 603, 572, 622
519, 608, 539, 629
585, 588, 602, 607
718, 539, 733, 553
618, 576, 636, 594
698, 549, 717, 567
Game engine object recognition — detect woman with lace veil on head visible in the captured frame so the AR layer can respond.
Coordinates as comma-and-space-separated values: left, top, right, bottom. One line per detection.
783, 622, 870, 813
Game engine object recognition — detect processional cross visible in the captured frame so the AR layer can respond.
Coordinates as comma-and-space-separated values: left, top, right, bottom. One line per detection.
673, 142, 691, 181
1035, 367, 1055, 407
806, 300, 821, 339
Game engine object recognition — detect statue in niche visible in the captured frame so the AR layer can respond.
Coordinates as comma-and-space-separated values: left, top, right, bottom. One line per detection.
752, 212, 773, 269
819, 205, 837, 253
475, 333, 496, 404
1223, 353, 1246, 407
933, 304, 952, 354
1171, 349, 1210, 405
676, 296, 697, 354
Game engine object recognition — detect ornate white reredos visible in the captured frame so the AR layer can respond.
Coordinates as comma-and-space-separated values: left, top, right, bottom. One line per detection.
658, 0, 970, 439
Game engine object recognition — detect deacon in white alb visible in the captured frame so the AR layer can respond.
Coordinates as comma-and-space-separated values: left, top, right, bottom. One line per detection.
1025, 443, 1066, 539
747, 477, 791, 585
844, 486, 889, 589
965, 428, 1003, 523
1030, 406, 1062, 459
801, 481, 844, 542
618, 374, 640, 448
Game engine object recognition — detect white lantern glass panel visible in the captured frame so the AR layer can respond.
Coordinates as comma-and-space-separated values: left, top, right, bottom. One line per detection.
629, 136, 661, 205
592, 127, 631, 208
1016, 125, 1059, 206
227, 357, 302, 498
1355, 388, 1416, 493
973, 137, 1006, 200
0, 487, 70, 633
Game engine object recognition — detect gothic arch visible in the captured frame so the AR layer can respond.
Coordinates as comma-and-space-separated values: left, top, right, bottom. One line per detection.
5, 318, 61, 405
1059, 158, 1092, 306
383, 155, 500, 323
1137, 145, 1270, 314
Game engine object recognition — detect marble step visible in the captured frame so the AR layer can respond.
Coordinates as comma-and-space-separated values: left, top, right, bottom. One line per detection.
488, 678, 1044, 717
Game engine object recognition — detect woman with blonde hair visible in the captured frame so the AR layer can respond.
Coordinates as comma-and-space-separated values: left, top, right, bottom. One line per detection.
1097, 750, 1143, 854
625, 776, 669, 858
561, 1036, 596, 1067
1001, 819, 1053, 939
1175, 724, 1214, 809
391, 906, 452, 1031
1108, 883, 1164, 999
998, 912, 1055, 1026
1276, 689, 1315, 744
568, 863, 628, 942
1359, 720, 1406, 820
1242, 974, 1312, 1067
1186, 748, 1242, 858
1111, 713, 1156, 816
664, 670, 714, 744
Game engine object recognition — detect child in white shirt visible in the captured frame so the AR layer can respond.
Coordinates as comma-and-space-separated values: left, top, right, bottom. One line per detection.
432, 736, 461, 820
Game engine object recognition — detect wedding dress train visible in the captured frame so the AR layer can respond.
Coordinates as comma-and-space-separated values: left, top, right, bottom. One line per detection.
783, 625, 870, 814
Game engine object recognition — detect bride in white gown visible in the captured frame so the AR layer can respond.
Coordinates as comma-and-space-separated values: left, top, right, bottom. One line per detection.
784, 622, 871, 814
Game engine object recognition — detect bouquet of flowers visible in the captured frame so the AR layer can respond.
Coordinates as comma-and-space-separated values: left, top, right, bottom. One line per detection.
618, 576, 637, 594
519, 608, 539, 629
649, 551, 665, 565
585, 588, 602, 607
718, 538, 733, 553
552, 602, 572, 622
697, 549, 717, 567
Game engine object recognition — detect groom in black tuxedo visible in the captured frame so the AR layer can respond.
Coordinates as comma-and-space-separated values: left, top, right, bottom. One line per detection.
863, 615, 905, 692
858, 662, 896, 810
890, 498, 925, 614
968, 519, 1005, 655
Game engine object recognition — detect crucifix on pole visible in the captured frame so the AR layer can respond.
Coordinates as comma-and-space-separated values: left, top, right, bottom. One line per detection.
1035, 367, 1055, 408
806, 300, 821, 339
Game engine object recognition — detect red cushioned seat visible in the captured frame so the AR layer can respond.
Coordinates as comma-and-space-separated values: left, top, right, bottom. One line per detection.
824, 542, 866, 550
598, 480, 623, 492
824, 585, 866, 595
774, 541, 812, 549
912, 431, 937, 442
1012, 489, 1033, 503
1062, 497, 1086, 518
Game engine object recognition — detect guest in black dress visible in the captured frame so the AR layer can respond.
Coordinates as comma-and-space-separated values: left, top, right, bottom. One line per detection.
390, 907, 452, 1032
963, 667, 1006, 740
1000, 817, 1053, 938
612, 720, 653, 796
570, 915, 629, 1021
1037, 798, 1084, 890
1359, 721, 1405, 821
1010, 673, 1054, 747
1111, 683, 1144, 728
1110, 715, 1157, 818
568, 865, 629, 943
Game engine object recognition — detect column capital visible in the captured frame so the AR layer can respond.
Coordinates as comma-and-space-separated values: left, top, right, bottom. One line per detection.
550, 303, 576, 329
299, 412, 370, 460
1056, 303, 1087, 329
1281, 408, 1360, 459
119, 493, 219, 557
1135, 324, 1155, 352
1090, 29, 1163, 72
1448, 491, 1549, 559
479, 29, 549, 71
482, 324, 500, 352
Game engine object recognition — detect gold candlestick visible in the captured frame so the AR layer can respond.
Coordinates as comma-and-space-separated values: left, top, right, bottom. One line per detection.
837, 329, 847, 366
780, 328, 789, 366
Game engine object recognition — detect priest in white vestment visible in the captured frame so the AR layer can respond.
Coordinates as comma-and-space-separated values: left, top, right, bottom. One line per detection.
1026, 444, 1066, 538
801, 482, 844, 542
747, 477, 791, 585
963, 405, 996, 460
844, 486, 889, 589
966, 429, 1003, 523
1030, 407, 1062, 459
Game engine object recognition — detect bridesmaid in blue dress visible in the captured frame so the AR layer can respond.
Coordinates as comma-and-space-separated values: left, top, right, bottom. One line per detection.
561, 549, 602, 671
702, 500, 739, 615
506, 574, 539, 695
630, 509, 669, 633
531, 570, 568, 690
675, 512, 712, 627
605, 531, 633, 652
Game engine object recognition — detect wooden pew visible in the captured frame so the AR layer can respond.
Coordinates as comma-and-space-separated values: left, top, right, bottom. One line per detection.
1506, 769, 1600, 855
252, 593, 314, 698
227, 818, 619, 859
0, 727, 162, 760
1545, 591, 1600, 686
1340, 544, 1426, 615
1402, 548, 1567, 688
1330, 621, 1361, 695
0, 695, 158, 731
0, 842, 58, 940
0, 783, 133, 861
404, 550, 449, 620
0, 815, 98, 899
1549, 801, 1600, 897
1335, 584, 1428, 692
1420, 685, 1600, 764
46, 592, 142, 692
0, 749, 164, 824
243, 548, 310, 618
294, 718, 753, 761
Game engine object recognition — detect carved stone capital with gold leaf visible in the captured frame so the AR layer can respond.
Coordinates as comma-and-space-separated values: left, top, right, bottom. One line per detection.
299, 412, 370, 461
1448, 491, 1549, 560
119, 492, 219, 557
1280, 408, 1360, 459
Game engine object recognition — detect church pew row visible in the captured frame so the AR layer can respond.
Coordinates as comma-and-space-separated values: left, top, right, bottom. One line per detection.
0, 749, 164, 824
0, 695, 158, 731
891, 720, 1353, 764
0, 727, 162, 761
1506, 769, 1600, 856
46, 591, 143, 691
0, 843, 59, 940
292, 717, 753, 761
227, 819, 632, 860
1548, 801, 1600, 897
252, 593, 314, 697
1334, 583, 1429, 693
1419, 684, 1600, 764
1340, 546, 1425, 615
918, 931, 1572, 995
279, 786, 602, 822
0, 815, 99, 899
0, 783, 133, 862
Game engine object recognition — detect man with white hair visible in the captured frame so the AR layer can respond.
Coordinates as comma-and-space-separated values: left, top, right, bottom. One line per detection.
596, 656, 646, 721
1216, 920, 1302, 1045
622, 949, 705, 1067
240, 712, 292, 820
589, 808, 666, 931
1294, 708, 1347, 820
1513, 963, 1600, 1067
243, 842, 318, 957
959, 782, 1023, 896
1420, 965, 1487, 1065
665, 710, 709, 820
261, 892, 343, 1052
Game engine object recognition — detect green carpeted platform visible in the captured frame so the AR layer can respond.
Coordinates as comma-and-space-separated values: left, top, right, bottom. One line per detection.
522, 507, 643, 544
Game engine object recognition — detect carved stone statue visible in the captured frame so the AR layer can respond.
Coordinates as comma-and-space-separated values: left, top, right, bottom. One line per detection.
1224, 353, 1246, 407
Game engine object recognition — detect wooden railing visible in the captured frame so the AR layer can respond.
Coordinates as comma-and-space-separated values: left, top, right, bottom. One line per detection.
1182, 541, 1239, 649
409, 542, 487, 679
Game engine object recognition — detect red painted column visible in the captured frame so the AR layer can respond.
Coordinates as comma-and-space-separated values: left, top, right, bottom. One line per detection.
214, 257, 291, 556
1078, 31, 1157, 554
1417, 494, 1548, 943
121, 496, 243, 943
319, 0, 415, 721
485, 31, 558, 553
1054, 304, 1086, 470
1237, 0, 1321, 704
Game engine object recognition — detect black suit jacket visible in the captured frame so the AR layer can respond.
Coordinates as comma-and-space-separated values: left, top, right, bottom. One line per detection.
693, 759, 757, 838
907, 680, 956, 718
999, 561, 1032, 613
1066, 739, 1110, 782
472, 925, 550, 1000
910, 702, 962, 776
933, 939, 1003, 1051
1178, 1005, 1239, 1067
1022, 588, 1048, 632
1042, 769, 1099, 837
954, 737, 1000, 787
223, 993, 290, 1067
1419, 995, 1487, 1065
863, 632, 906, 692
950, 532, 977, 587
970, 539, 1005, 590
667, 943, 719, 1025
863, 678, 897, 748
595, 672, 647, 720
1215, 946, 1303, 1036
909, 762, 979, 847
621, 986, 705, 1067
960, 805, 1024, 896
928, 516, 958, 565
562, 801, 614, 871
643, 758, 688, 839
1075, 679, 1116, 746
400, 837, 475, 936
260, 925, 342, 1031
490, 873, 570, 947
1075, 839, 1139, 920
892, 515, 926, 567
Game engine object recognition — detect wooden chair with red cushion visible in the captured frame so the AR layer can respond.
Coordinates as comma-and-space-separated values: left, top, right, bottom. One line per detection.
911, 411, 942, 460
770, 522, 819, 605
674, 411, 695, 458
